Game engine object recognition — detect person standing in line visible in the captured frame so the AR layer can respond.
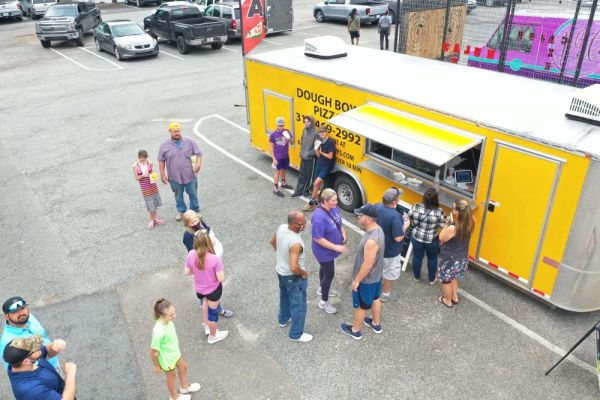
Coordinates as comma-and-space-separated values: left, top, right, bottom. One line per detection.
291, 116, 317, 199
133, 149, 166, 230
184, 231, 229, 344
270, 116, 293, 197
270, 211, 313, 342
311, 188, 348, 314
437, 199, 475, 308
376, 188, 408, 302
150, 299, 201, 400
348, 8, 361, 45
1, 296, 60, 372
408, 188, 446, 284
378, 10, 392, 50
341, 204, 385, 340
4, 335, 75, 400
304, 126, 336, 212
158, 122, 203, 221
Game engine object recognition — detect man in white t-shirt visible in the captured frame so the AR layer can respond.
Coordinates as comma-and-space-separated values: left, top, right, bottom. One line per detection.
270, 211, 313, 343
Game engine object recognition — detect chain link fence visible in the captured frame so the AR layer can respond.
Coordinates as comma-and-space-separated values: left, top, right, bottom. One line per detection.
391, 0, 599, 87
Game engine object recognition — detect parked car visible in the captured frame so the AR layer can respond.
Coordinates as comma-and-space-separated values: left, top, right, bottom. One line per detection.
0, 0, 23, 22
154, 1, 203, 13
143, 4, 227, 54
198, 0, 292, 34
35, 1, 101, 48
313, 0, 388, 24
203, 1, 240, 44
19, 0, 56, 19
126, 0, 160, 7
94, 20, 158, 60
467, 0, 476, 13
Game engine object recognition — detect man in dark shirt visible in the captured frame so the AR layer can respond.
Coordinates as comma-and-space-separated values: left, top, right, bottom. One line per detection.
304, 126, 336, 211
4, 335, 77, 400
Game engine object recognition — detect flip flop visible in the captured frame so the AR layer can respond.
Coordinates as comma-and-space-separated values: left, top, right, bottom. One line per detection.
451, 299, 459, 305
438, 296, 453, 308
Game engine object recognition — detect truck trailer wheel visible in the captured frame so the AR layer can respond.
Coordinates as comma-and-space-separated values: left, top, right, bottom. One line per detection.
333, 174, 362, 212
314, 10, 324, 23
176, 36, 189, 54
40, 40, 51, 48
211, 42, 222, 50
75, 27, 84, 46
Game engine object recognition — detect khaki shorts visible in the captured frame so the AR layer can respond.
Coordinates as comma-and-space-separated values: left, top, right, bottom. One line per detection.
383, 254, 402, 281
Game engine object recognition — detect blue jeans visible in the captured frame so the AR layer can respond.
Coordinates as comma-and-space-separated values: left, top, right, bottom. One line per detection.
169, 177, 199, 213
411, 237, 439, 282
277, 274, 307, 340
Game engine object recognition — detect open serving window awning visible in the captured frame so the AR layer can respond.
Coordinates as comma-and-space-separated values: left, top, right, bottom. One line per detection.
329, 103, 483, 166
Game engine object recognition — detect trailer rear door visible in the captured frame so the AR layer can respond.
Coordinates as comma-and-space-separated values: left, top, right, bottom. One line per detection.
265, 0, 292, 34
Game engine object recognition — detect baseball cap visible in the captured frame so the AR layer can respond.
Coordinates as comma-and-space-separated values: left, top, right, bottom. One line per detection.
168, 121, 181, 131
275, 117, 285, 126
354, 203, 379, 218
383, 187, 403, 204
3, 335, 43, 366
3, 296, 27, 314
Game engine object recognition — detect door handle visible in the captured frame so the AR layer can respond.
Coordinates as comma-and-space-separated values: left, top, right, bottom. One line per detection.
487, 200, 500, 212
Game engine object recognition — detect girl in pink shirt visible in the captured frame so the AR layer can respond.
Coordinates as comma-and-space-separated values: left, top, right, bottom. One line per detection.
184, 230, 228, 344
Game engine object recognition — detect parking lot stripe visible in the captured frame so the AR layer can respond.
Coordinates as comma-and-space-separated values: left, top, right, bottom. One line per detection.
193, 113, 598, 376
78, 47, 124, 69
50, 48, 118, 71
158, 50, 184, 60
262, 39, 283, 46
222, 46, 240, 53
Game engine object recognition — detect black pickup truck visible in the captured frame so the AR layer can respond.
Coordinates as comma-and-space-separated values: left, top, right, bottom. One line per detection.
35, 1, 101, 48
143, 5, 227, 54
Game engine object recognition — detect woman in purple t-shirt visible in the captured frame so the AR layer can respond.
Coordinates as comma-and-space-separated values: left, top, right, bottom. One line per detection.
311, 188, 349, 314
184, 230, 228, 344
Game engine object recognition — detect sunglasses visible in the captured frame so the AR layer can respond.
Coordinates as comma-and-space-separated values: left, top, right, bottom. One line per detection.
8, 301, 26, 313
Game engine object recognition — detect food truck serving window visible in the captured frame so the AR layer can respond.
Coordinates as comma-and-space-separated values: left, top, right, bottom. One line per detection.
329, 103, 483, 197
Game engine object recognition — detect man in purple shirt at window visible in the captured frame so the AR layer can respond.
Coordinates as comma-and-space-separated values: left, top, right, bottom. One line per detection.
158, 122, 204, 221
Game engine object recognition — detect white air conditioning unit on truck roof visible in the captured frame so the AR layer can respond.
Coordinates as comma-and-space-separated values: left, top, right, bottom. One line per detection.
304, 36, 347, 59
566, 84, 600, 126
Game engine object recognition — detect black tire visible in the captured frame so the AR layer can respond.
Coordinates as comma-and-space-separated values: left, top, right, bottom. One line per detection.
16, 15, 22, 21
95, 38, 103, 52
114, 46, 122, 61
333, 174, 362, 212
314, 10, 324, 23
40, 40, 51, 48
176, 35, 188, 54
211, 42, 222, 50
75, 27, 84, 46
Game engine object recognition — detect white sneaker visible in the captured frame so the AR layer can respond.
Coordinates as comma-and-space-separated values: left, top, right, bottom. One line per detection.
316, 287, 339, 297
180, 382, 201, 394
175, 213, 183, 221
290, 333, 313, 343
318, 300, 337, 314
207, 330, 228, 344
170, 394, 191, 400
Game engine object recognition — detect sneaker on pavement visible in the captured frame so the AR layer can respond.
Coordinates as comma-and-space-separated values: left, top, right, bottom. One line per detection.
318, 300, 337, 314
171, 394, 191, 400
340, 323, 362, 340
290, 191, 302, 198
413, 277, 420, 282
220, 309, 234, 318
180, 383, 201, 394
175, 214, 183, 221
363, 317, 383, 334
281, 183, 294, 190
203, 324, 210, 335
207, 330, 228, 344
302, 201, 318, 212
290, 333, 313, 342
379, 292, 396, 302
316, 287, 339, 297
278, 319, 290, 327
273, 190, 285, 198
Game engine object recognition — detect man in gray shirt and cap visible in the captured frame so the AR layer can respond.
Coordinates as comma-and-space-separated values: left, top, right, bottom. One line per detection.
341, 203, 385, 340
291, 115, 317, 199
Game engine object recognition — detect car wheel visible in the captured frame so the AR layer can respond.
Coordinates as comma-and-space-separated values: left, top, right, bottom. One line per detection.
114, 46, 122, 61
16, 15, 22, 21
333, 174, 362, 212
75, 27, 84, 46
95, 38, 103, 52
211, 42, 222, 50
176, 35, 189, 54
314, 10, 324, 23
40, 40, 51, 48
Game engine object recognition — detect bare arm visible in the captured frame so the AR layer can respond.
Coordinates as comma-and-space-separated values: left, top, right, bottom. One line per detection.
393, 234, 405, 243
61, 362, 77, 400
439, 224, 456, 243
270, 233, 277, 250
216, 271, 225, 283
320, 150, 334, 160
183, 266, 193, 276
288, 243, 307, 279
159, 161, 168, 184
133, 166, 141, 181
45, 340, 66, 359
351, 239, 378, 290
150, 349, 161, 374
193, 155, 203, 174
269, 142, 277, 164
314, 237, 347, 254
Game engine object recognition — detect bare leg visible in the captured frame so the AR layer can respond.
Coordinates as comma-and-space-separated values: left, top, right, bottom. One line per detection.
352, 307, 366, 332
311, 177, 322, 200
273, 169, 280, 189
149, 211, 157, 221
371, 299, 381, 326
382, 279, 393, 294
176, 357, 190, 390
441, 282, 453, 306
451, 280, 459, 303
202, 300, 208, 326
281, 169, 287, 184
165, 370, 178, 400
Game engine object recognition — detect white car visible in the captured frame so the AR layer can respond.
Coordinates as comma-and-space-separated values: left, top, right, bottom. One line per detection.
152, 0, 202, 13
0, 0, 23, 21
19, 0, 56, 19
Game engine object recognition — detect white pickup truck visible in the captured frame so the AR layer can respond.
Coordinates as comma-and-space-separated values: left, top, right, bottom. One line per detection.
313, 0, 387, 24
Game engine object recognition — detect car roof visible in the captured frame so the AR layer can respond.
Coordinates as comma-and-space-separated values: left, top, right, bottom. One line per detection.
105, 20, 138, 25
218, 2, 239, 7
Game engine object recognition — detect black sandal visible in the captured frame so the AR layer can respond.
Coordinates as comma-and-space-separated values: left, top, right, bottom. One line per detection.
438, 296, 453, 308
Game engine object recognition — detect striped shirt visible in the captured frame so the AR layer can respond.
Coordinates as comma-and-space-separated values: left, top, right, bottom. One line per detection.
134, 161, 159, 198
408, 203, 446, 243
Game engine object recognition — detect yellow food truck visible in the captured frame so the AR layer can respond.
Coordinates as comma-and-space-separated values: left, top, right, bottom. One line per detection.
244, 37, 600, 312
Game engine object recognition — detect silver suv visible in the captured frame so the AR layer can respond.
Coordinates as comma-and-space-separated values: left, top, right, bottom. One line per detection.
0, 0, 23, 22
203, 1, 240, 44
19, 0, 56, 19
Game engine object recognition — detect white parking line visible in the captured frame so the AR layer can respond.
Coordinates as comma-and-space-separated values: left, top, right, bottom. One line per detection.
222, 46, 240, 53
262, 38, 283, 45
193, 113, 597, 375
78, 47, 124, 69
50, 48, 120, 71
295, 31, 319, 37
159, 50, 185, 60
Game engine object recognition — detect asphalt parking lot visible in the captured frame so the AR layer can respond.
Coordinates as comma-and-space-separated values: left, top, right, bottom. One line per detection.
1, 1, 599, 399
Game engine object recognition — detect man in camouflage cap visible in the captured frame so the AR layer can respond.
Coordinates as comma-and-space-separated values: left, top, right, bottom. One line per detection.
4, 335, 77, 400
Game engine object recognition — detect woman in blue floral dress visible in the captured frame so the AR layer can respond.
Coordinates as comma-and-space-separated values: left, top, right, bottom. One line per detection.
437, 199, 475, 308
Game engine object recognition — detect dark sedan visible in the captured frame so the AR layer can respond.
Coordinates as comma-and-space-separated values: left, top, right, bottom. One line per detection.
93, 20, 159, 61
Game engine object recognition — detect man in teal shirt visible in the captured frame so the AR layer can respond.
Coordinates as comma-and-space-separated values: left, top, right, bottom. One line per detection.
1, 296, 59, 371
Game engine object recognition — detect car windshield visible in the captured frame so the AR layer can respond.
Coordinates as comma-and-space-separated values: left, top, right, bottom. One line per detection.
45, 5, 77, 17
111, 23, 144, 37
